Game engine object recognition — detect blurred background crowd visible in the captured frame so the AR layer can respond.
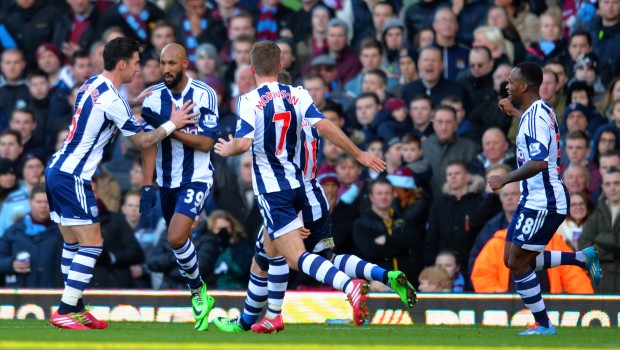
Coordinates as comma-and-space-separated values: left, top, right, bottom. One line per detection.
0, 0, 619, 294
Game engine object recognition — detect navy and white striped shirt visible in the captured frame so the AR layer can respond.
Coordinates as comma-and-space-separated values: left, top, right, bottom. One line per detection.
48, 75, 143, 179
515, 100, 568, 213
142, 78, 219, 188
235, 82, 324, 195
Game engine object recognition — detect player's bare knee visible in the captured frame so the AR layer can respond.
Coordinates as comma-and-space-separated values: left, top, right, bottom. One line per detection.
167, 233, 187, 249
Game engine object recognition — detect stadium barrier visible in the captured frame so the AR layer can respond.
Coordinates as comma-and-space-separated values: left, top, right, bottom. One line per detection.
0, 289, 618, 327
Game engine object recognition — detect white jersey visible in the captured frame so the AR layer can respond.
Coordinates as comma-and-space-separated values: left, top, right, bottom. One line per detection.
300, 123, 329, 222
235, 82, 324, 195
142, 78, 219, 188
48, 75, 143, 180
515, 100, 568, 213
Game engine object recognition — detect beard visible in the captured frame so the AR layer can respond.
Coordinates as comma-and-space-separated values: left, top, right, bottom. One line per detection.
163, 70, 184, 90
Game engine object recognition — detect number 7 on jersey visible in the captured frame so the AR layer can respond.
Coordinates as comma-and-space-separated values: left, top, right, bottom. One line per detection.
273, 111, 291, 156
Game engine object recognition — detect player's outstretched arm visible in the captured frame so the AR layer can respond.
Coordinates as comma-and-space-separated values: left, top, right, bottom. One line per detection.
171, 132, 215, 153
213, 134, 252, 157
488, 160, 548, 191
313, 118, 386, 172
129, 100, 199, 149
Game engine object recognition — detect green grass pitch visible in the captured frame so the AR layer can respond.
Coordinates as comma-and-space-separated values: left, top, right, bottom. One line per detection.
0, 320, 618, 350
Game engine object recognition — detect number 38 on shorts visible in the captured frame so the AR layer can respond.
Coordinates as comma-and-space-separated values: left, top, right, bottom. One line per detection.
508, 205, 566, 252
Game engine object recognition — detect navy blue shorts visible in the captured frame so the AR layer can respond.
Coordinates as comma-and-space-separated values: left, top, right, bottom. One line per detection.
45, 167, 99, 226
254, 216, 334, 271
159, 182, 211, 225
255, 187, 305, 240
506, 203, 566, 252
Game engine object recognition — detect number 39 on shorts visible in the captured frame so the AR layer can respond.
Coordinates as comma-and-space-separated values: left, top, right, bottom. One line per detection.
184, 189, 205, 207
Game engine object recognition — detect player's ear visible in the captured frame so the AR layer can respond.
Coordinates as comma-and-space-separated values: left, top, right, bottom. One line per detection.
250, 65, 256, 74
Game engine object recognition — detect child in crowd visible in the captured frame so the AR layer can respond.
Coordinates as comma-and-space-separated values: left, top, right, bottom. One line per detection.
401, 133, 432, 194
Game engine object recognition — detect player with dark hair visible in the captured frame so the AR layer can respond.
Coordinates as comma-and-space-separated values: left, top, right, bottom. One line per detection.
46, 37, 198, 330
489, 62, 601, 335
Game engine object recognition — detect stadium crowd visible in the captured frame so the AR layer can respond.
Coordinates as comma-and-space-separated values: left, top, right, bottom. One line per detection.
0, 0, 618, 294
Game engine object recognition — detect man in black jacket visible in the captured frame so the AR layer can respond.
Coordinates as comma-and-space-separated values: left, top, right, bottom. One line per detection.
353, 177, 417, 282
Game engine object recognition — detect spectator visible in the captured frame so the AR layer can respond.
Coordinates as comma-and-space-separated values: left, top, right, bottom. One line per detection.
540, 68, 566, 123
276, 38, 301, 85
0, 49, 29, 130
3, 0, 61, 70
470, 63, 514, 138
0, 130, 24, 169
425, 160, 485, 270
402, 133, 432, 193
290, 0, 334, 43
590, 126, 620, 169
565, 30, 613, 85
468, 179, 519, 275
361, 68, 390, 103
317, 166, 359, 256
403, 0, 446, 43
380, 18, 407, 80
89, 41, 105, 75
441, 95, 478, 141
558, 192, 594, 251
418, 266, 452, 292
26, 70, 52, 150
9, 108, 46, 160
432, 7, 469, 81
454, 0, 490, 46
590, 0, 620, 76
0, 154, 44, 235
564, 81, 606, 135
303, 73, 340, 115
295, 4, 330, 70
35, 44, 63, 87
351, 0, 396, 54
401, 46, 469, 111
0, 158, 21, 215
383, 137, 402, 176
422, 105, 479, 198
212, 152, 263, 242
360, 137, 384, 182
345, 38, 385, 98
435, 249, 465, 292
544, 61, 569, 95
390, 48, 418, 98
335, 153, 364, 207
145, 20, 176, 59
593, 150, 620, 204
580, 167, 620, 293
472, 26, 513, 67
471, 228, 594, 294
208, 210, 253, 290
165, 0, 227, 62
0, 185, 60, 287
53, 0, 102, 61
524, 10, 568, 67
349, 92, 382, 149
597, 76, 620, 120
570, 53, 606, 102
560, 130, 601, 194
408, 94, 434, 140
496, 0, 539, 48
485, 4, 526, 63
414, 27, 435, 50
89, 175, 145, 289
561, 101, 602, 139
563, 164, 591, 196
387, 166, 429, 286
99, 0, 165, 44
377, 97, 410, 140
457, 46, 495, 106
194, 43, 222, 86
304, 18, 362, 86
353, 178, 417, 282
141, 54, 162, 87
224, 35, 255, 100
470, 128, 516, 176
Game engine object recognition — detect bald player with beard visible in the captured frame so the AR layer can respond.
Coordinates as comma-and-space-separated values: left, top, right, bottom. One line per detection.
140, 43, 220, 331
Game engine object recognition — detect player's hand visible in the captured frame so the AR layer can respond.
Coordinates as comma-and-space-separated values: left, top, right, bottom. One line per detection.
12, 260, 30, 274
214, 134, 234, 157
356, 152, 386, 173
130, 85, 155, 107
169, 100, 199, 129
487, 175, 506, 191
300, 227, 311, 239
498, 98, 522, 119
140, 185, 157, 215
